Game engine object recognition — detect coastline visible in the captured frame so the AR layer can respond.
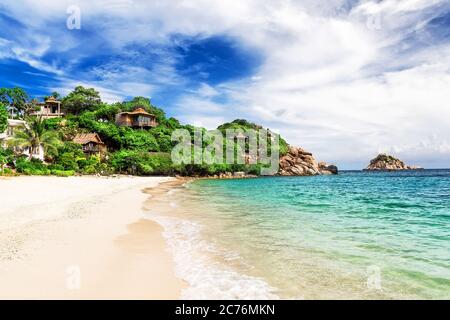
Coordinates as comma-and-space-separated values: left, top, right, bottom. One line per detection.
0, 175, 185, 299
143, 178, 280, 300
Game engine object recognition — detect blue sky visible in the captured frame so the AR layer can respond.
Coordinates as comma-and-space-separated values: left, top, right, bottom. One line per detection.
1, 0, 450, 169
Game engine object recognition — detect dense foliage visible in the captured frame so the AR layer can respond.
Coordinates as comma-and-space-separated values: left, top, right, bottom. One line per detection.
61, 86, 102, 115
7, 116, 62, 160
0, 86, 290, 177
0, 103, 7, 133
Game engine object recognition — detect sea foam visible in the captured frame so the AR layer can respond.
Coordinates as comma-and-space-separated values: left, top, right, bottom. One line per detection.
150, 214, 279, 300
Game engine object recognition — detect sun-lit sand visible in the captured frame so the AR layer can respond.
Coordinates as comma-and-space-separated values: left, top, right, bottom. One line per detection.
0, 175, 185, 299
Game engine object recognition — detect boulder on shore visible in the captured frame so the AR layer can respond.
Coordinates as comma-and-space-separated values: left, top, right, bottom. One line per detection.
364, 153, 423, 171
278, 146, 338, 176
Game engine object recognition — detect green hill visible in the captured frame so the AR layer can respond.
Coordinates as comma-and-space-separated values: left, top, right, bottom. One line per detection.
1, 86, 289, 177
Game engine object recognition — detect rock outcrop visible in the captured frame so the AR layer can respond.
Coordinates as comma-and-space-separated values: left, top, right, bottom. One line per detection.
318, 162, 339, 175
364, 153, 423, 171
279, 146, 338, 176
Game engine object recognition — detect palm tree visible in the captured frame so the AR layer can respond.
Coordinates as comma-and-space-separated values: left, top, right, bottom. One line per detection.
8, 116, 62, 160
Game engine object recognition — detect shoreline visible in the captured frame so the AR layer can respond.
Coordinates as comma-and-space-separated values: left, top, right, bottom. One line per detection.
0, 176, 185, 299
142, 178, 280, 300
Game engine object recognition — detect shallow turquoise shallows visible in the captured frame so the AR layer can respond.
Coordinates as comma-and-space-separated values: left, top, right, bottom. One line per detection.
184, 170, 450, 299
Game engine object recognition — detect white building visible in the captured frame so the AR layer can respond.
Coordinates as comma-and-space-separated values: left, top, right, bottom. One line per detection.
0, 119, 44, 161
30, 96, 64, 119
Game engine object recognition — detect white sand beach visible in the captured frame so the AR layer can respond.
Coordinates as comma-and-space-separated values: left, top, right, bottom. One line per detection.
0, 176, 185, 299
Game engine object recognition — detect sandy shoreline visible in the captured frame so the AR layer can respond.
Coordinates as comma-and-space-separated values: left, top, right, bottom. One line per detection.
0, 176, 186, 299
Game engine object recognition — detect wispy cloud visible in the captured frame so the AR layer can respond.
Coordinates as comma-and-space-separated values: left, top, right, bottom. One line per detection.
1, 0, 450, 168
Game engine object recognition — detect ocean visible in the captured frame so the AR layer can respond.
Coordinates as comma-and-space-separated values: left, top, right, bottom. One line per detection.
152, 170, 450, 299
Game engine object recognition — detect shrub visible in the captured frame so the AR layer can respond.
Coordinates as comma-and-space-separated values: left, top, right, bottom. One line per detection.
121, 129, 160, 151
78, 155, 109, 175
15, 158, 50, 175
56, 152, 80, 171
43, 118, 64, 130
149, 126, 174, 152
0, 103, 8, 133
109, 150, 173, 176
53, 142, 85, 171
0, 167, 14, 176
51, 170, 75, 177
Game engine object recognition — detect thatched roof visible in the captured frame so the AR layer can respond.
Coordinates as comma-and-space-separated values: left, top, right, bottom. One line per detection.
73, 133, 104, 145
119, 107, 155, 116
45, 96, 60, 104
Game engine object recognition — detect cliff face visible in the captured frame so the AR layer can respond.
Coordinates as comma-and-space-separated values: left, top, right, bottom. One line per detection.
279, 146, 338, 176
365, 153, 423, 171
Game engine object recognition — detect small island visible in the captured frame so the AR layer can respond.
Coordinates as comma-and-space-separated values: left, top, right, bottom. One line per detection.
364, 153, 423, 171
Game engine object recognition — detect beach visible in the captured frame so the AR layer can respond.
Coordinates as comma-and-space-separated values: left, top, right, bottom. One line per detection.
0, 175, 185, 299
1, 172, 449, 300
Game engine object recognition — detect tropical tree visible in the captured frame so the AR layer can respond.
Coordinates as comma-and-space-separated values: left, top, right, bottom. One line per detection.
8, 116, 62, 160
0, 148, 13, 175
50, 91, 61, 100
0, 87, 29, 118
61, 86, 102, 115
0, 103, 7, 133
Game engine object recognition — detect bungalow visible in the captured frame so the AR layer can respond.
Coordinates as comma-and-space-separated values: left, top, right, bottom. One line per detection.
30, 96, 64, 119
0, 119, 44, 161
73, 133, 106, 158
115, 108, 157, 129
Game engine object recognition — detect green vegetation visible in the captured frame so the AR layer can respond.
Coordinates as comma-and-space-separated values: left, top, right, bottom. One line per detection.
0, 87, 39, 117
370, 153, 399, 165
7, 116, 62, 160
0, 148, 14, 174
0, 103, 7, 133
0, 86, 289, 177
61, 86, 102, 115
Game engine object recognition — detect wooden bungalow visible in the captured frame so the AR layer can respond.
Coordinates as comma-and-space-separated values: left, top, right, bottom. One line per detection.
31, 96, 64, 119
115, 108, 157, 129
73, 133, 106, 158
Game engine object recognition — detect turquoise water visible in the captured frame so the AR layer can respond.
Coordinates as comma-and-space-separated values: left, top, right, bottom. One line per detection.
180, 170, 450, 299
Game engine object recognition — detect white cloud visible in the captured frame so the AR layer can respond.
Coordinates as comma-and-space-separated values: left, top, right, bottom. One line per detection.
1, 0, 450, 168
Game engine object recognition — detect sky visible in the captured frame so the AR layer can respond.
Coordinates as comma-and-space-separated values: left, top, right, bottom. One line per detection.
0, 0, 450, 169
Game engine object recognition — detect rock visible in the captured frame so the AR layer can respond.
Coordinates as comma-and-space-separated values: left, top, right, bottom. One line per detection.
407, 165, 423, 170
364, 154, 423, 171
288, 146, 299, 157
300, 154, 314, 162
289, 165, 305, 175
319, 162, 338, 175
278, 145, 338, 176
284, 155, 295, 165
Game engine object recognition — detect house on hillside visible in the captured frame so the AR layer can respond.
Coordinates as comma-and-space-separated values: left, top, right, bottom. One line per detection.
73, 133, 106, 158
115, 108, 158, 129
0, 119, 44, 161
30, 96, 64, 119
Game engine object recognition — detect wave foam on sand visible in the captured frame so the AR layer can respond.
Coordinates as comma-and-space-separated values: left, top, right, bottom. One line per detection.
149, 212, 279, 300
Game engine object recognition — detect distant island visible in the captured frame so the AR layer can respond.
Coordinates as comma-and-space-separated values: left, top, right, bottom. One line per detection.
364, 153, 423, 171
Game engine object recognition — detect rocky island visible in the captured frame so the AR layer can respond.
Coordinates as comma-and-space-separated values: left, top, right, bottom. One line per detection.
364, 153, 423, 171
